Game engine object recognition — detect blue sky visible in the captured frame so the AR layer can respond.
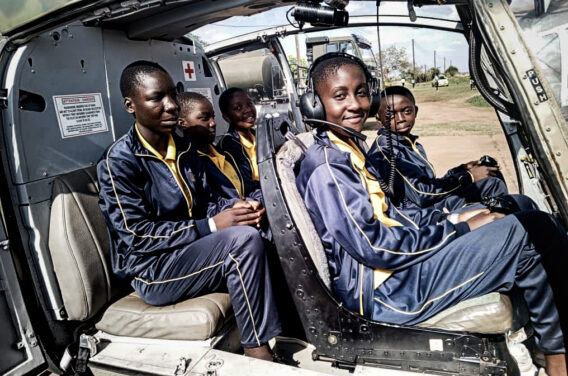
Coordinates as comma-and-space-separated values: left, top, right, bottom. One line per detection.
193, 2, 471, 74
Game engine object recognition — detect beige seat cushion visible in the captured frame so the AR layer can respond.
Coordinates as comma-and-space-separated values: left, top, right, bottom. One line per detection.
416, 292, 512, 333
96, 292, 232, 340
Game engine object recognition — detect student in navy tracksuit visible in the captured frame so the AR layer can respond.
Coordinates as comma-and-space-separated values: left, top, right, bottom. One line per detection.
295, 55, 567, 375
367, 85, 509, 212
97, 61, 280, 360
217, 88, 261, 196
177, 91, 303, 335
177, 92, 270, 238
177, 91, 263, 203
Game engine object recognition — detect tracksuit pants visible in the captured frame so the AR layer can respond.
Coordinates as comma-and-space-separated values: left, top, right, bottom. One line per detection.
372, 210, 567, 354
132, 226, 281, 348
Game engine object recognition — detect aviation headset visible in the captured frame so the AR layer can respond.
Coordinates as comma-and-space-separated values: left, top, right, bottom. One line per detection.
299, 52, 381, 121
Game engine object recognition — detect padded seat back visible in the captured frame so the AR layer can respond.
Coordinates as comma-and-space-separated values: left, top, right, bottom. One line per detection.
276, 132, 331, 288
48, 167, 119, 321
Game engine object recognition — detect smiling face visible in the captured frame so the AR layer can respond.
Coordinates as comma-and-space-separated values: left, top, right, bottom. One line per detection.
178, 99, 217, 145
317, 64, 370, 134
222, 91, 257, 131
124, 70, 179, 137
378, 94, 417, 136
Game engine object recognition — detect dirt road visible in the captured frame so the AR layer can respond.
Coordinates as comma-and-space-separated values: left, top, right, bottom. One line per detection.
364, 93, 519, 193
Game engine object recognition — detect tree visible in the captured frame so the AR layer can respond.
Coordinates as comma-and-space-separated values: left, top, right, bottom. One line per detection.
429, 67, 441, 77
287, 55, 308, 83
445, 65, 459, 77
375, 46, 411, 82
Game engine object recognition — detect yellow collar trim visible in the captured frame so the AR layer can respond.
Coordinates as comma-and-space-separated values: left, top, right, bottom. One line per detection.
238, 130, 259, 181
199, 145, 244, 199
238, 130, 255, 149
135, 123, 176, 161
327, 131, 402, 228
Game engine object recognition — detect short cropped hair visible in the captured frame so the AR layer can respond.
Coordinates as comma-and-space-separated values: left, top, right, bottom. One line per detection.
178, 92, 210, 118
219, 87, 247, 115
312, 56, 365, 95
120, 60, 168, 98
382, 85, 415, 105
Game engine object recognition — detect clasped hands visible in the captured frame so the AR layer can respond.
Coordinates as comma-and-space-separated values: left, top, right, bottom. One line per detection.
213, 200, 265, 231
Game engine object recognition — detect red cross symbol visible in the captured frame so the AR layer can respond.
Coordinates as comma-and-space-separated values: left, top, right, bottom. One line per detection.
182, 60, 196, 81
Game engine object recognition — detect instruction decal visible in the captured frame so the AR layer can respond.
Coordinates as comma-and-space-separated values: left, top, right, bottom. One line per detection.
188, 88, 212, 102
53, 93, 108, 138
526, 69, 548, 103
183, 60, 197, 81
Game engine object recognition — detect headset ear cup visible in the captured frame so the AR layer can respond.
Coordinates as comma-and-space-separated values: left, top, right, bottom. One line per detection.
300, 91, 326, 120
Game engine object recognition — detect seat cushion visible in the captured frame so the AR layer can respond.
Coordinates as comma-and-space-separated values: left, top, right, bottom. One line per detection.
96, 292, 233, 340
416, 292, 513, 334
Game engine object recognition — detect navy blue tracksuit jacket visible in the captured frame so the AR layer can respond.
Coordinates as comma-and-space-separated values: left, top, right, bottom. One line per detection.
368, 128, 508, 211
297, 130, 566, 354
218, 126, 260, 196
97, 126, 280, 347
198, 143, 263, 202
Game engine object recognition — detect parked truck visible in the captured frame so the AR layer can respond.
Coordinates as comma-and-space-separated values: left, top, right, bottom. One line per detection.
305, 33, 379, 77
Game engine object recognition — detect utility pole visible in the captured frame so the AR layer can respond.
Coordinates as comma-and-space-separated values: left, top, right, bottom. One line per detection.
295, 34, 303, 84
434, 50, 436, 73
412, 39, 415, 83
443, 56, 446, 73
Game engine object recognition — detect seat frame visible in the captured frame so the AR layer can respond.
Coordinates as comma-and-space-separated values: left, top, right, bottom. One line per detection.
257, 116, 521, 375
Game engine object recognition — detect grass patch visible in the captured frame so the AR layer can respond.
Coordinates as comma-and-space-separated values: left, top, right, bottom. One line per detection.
408, 77, 477, 104
369, 78, 501, 136
417, 122, 500, 136
466, 95, 492, 107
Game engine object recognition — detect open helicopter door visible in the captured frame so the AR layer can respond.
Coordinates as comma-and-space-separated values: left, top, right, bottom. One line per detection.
0, 220, 46, 375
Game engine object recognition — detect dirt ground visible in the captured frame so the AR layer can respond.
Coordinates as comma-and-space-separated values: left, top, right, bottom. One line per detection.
364, 94, 519, 193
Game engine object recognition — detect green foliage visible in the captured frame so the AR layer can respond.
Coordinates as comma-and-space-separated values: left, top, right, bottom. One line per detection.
287, 55, 308, 82
376, 45, 411, 81
449, 76, 470, 85
466, 95, 491, 107
429, 67, 440, 77
445, 65, 459, 77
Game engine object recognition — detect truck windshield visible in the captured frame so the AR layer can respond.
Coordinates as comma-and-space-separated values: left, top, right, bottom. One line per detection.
336, 41, 356, 56
359, 45, 377, 68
